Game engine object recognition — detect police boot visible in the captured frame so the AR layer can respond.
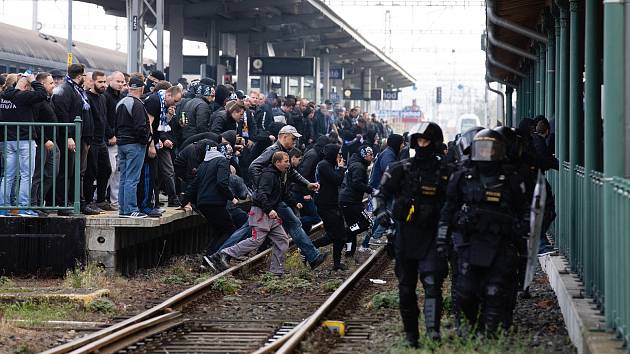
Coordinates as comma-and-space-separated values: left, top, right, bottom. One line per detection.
424, 297, 442, 341
404, 331, 419, 348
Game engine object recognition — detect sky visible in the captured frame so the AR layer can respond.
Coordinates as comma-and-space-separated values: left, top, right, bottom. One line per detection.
0, 0, 495, 126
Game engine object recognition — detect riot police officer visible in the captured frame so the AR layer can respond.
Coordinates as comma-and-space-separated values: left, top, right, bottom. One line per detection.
436, 129, 528, 335
375, 122, 449, 346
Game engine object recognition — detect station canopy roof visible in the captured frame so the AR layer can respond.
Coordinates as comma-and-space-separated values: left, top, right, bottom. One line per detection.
484, 0, 547, 85
81, 0, 416, 89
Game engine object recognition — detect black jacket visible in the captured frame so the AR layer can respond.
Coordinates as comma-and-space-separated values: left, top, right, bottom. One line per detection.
103, 86, 122, 140
315, 144, 345, 207
181, 149, 234, 207
181, 97, 211, 142
52, 81, 86, 139
339, 153, 373, 205
294, 136, 329, 195
87, 91, 107, 142
33, 98, 58, 143
174, 138, 213, 183
249, 141, 310, 189
253, 103, 274, 143
253, 165, 296, 213
114, 95, 149, 145
0, 81, 47, 141
210, 109, 237, 134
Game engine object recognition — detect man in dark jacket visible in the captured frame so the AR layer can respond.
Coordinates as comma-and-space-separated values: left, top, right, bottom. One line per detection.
103, 71, 125, 210
52, 63, 90, 214
181, 143, 237, 257
84, 71, 112, 213
250, 92, 276, 160
339, 145, 374, 256
210, 100, 243, 134
31, 72, 60, 214
314, 144, 347, 270
180, 83, 212, 142
249, 125, 328, 269
207, 151, 296, 274
174, 138, 214, 191
115, 77, 150, 218
0, 74, 47, 216
293, 135, 330, 231
362, 133, 404, 247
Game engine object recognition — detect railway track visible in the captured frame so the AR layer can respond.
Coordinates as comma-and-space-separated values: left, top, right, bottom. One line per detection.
43, 221, 392, 354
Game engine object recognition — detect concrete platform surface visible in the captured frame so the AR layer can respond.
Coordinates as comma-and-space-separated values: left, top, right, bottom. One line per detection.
85, 207, 195, 228
539, 254, 626, 354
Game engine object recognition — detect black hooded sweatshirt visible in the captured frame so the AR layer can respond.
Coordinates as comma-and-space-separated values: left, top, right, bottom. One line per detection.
315, 144, 345, 207
0, 81, 47, 141
253, 165, 297, 213
339, 153, 373, 205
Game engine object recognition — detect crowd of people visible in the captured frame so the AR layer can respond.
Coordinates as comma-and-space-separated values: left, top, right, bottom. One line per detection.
0, 64, 558, 347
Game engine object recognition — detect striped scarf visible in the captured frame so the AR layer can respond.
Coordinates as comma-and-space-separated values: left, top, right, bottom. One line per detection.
65, 75, 90, 111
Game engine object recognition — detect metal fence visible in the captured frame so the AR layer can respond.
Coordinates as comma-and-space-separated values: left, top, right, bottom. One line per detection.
0, 118, 82, 214
606, 177, 630, 346
585, 170, 604, 308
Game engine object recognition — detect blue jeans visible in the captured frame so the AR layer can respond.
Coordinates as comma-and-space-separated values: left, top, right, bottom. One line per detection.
0, 140, 36, 207
277, 201, 320, 263
117, 144, 146, 215
219, 223, 252, 251
292, 192, 321, 231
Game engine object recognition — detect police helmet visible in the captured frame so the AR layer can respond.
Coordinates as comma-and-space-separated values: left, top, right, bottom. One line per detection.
470, 129, 506, 162
408, 122, 444, 150
456, 126, 484, 158
493, 126, 523, 161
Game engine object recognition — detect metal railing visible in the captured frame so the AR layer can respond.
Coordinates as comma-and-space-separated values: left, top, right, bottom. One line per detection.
574, 165, 585, 277
0, 117, 82, 215
585, 170, 604, 308
606, 177, 630, 346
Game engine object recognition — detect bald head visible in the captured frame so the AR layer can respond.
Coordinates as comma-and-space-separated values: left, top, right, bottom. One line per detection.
109, 71, 125, 92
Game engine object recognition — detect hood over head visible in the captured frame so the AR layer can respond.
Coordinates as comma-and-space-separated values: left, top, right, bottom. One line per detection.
220, 130, 237, 147
386, 134, 404, 154
323, 143, 341, 164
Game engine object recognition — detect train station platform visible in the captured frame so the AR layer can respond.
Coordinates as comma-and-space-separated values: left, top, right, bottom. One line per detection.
0, 208, 211, 277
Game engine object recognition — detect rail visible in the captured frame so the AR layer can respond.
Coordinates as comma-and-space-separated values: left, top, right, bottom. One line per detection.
0, 117, 82, 214
273, 247, 385, 354
42, 222, 325, 354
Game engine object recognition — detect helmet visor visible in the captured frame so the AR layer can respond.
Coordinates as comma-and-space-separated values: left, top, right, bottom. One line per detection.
471, 140, 504, 161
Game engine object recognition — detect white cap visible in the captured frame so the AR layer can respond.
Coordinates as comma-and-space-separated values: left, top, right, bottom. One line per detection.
278, 125, 302, 138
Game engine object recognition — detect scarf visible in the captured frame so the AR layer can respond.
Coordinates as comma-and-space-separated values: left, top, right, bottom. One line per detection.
157, 90, 171, 132
65, 75, 90, 111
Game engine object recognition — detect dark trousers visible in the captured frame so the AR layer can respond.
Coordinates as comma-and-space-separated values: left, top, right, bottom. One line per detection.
455, 244, 517, 334
197, 204, 235, 255
54, 139, 75, 207
84, 142, 111, 204
396, 246, 448, 338
341, 203, 371, 256
137, 156, 158, 211
316, 205, 346, 267
31, 143, 60, 206
157, 147, 177, 202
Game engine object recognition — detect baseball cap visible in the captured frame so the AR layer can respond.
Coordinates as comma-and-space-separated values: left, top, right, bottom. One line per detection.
128, 77, 145, 89
235, 90, 247, 100
278, 125, 302, 138
50, 69, 65, 79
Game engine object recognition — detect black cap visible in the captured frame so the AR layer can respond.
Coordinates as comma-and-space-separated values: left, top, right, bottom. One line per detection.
50, 69, 65, 79
235, 90, 246, 99
128, 77, 145, 89
149, 70, 165, 81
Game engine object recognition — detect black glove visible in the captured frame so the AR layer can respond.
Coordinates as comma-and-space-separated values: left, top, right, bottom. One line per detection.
385, 228, 396, 259
376, 211, 393, 227
436, 224, 450, 259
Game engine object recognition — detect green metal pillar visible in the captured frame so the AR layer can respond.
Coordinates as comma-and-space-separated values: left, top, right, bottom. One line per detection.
554, 17, 561, 159
546, 27, 556, 120
539, 43, 547, 117
583, 0, 602, 299
569, 0, 584, 273
535, 48, 542, 116
558, 4, 570, 254
603, 0, 625, 327
506, 86, 514, 127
